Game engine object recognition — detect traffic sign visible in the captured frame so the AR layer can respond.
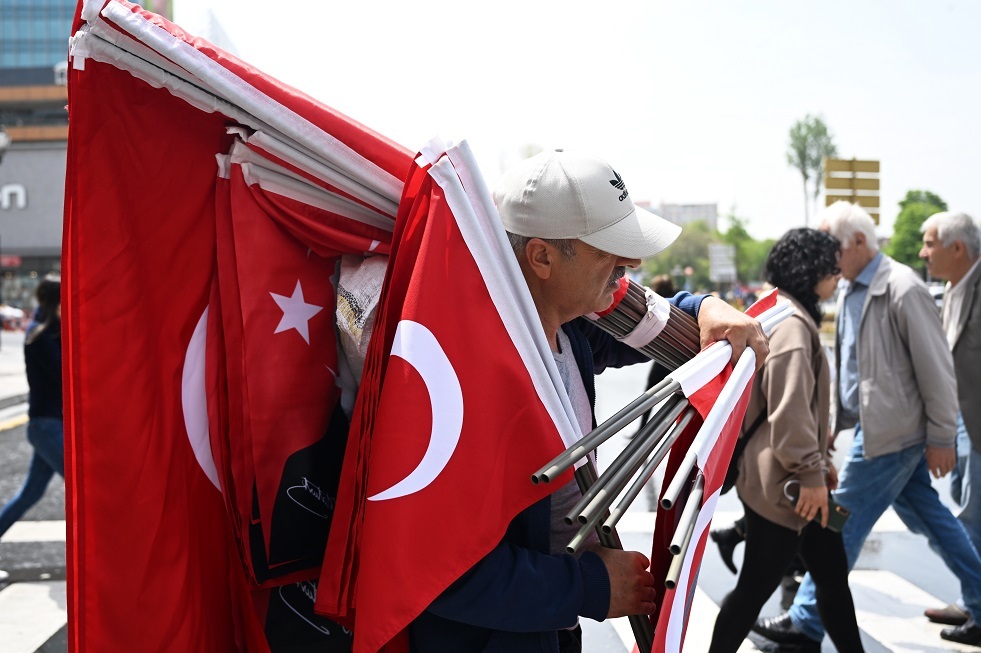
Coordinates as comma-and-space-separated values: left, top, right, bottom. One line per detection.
824, 157, 881, 224
708, 243, 737, 283
825, 177, 879, 191
825, 194, 880, 209
825, 158, 879, 174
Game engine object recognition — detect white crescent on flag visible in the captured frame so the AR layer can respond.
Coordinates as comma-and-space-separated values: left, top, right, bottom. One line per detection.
368, 320, 464, 501
181, 307, 221, 491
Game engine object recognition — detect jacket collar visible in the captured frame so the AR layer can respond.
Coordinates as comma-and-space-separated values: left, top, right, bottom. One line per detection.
866, 252, 891, 297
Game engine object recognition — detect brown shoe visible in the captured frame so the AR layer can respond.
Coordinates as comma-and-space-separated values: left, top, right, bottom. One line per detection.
925, 603, 969, 626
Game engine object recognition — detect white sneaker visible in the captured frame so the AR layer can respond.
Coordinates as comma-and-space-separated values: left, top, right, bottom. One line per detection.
0, 569, 9, 583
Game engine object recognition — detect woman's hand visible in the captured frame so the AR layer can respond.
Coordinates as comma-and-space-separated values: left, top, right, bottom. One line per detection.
796, 485, 829, 528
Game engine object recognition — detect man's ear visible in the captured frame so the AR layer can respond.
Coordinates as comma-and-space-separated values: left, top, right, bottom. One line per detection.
852, 231, 866, 249
524, 238, 554, 280
953, 239, 966, 258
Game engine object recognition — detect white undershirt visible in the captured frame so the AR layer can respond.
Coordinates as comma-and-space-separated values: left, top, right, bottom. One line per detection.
944, 258, 981, 348
549, 328, 599, 556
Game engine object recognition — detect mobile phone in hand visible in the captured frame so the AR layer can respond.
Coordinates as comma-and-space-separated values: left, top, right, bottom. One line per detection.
783, 480, 851, 533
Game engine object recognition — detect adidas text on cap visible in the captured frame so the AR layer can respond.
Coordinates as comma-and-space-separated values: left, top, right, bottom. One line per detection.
493, 149, 681, 260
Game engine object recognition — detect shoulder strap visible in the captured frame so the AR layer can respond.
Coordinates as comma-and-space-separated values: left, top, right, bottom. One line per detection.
743, 408, 767, 439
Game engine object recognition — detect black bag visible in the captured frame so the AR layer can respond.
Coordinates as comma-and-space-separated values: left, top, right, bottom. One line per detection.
721, 409, 767, 495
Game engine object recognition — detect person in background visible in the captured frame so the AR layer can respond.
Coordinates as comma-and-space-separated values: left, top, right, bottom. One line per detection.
709, 228, 862, 653
755, 201, 981, 650
0, 275, 64, 583
917, 211, 981, 638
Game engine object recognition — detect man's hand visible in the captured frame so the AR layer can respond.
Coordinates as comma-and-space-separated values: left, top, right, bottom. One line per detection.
926, 445, 956, 479
795, 485, 829, 528
696, 297, 769, 369
591, 547, 656, 618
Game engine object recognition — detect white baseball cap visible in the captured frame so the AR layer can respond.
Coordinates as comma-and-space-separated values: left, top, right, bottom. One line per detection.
493, 149, 681, 259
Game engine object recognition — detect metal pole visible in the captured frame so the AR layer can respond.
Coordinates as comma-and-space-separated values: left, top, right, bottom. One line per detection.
574, 463, 655, 653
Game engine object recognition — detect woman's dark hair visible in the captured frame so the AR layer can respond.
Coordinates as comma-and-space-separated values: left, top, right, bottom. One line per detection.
764, 228, 840, 323
26, 274, 61, 345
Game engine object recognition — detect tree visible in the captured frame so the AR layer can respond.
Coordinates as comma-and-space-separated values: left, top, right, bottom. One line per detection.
719, 212, 774, 283
642, 219, 715, 291
885, 190, 947, 272
787, 115, 838, 226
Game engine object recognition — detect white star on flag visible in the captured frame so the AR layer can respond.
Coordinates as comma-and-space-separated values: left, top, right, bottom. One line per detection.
270, 280, 324, 345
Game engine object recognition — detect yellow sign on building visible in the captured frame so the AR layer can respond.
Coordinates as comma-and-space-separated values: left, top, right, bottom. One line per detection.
824, 158, 881, 224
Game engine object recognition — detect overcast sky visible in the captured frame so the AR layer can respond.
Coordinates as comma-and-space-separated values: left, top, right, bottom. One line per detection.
175, 0, 981, 240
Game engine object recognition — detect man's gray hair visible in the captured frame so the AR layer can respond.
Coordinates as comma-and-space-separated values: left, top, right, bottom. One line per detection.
921, 211, 981, 259
816, 201, 878, 253
505, 232, 577, 260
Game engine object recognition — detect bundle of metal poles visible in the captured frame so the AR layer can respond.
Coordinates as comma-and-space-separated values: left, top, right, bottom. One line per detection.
588, 280, 700, 370
536, 293, 794, 652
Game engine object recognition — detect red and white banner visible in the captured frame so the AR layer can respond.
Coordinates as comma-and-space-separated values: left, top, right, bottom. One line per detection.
646, 292, 781, 653
65, 2, 411, 651
317, 142, 582, 652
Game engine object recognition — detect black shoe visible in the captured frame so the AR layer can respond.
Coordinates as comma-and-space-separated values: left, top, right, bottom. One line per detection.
710, 525, 743, 574
752, 613, 820, 648
941, 619, 981, 646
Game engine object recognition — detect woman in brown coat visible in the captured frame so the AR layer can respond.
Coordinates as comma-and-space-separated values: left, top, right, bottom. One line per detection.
709, 228, 864, 653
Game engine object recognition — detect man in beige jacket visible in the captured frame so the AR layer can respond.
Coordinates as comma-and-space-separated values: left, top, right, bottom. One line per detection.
919, 211, 981, 631
754, 201, 981, 648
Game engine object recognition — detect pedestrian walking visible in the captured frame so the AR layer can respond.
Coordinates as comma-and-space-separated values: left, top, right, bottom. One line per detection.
917, 211, 981, 638
709, 228, 863, 653
0, 275, 64, 582
754, 201, 981, 650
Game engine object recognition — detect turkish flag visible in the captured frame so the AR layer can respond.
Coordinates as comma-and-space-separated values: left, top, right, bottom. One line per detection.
317, 147, 578, 652
647, 292, 777, 653
64, 2, 412, 651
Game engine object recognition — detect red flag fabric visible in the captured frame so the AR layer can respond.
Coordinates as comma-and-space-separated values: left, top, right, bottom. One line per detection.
317, 146, 580, 652
65, 2, 412, 651
648, 291, 778, 653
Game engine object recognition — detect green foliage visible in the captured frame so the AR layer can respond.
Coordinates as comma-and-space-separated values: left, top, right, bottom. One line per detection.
885, 190, 948, 271
719, 213, 775, 283
787, 115, 838, 225
641, 214, 775, 292
642, 220, 715, 290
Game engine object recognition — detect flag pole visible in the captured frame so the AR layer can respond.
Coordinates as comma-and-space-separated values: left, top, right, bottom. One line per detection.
664, 473, 705, 589
567, 397, 689, 528
574, 461, 655, 653
533, 379, 680, 484
602, 408, 697, 534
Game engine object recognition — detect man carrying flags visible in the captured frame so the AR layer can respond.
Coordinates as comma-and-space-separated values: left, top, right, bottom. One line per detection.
409, 149, 769, 652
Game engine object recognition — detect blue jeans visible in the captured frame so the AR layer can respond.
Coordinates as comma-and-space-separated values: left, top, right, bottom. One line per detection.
788, 423, 981, 641
0, 417, 64, 539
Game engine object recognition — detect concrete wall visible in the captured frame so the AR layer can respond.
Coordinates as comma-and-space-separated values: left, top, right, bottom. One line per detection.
0, 141, 65, 257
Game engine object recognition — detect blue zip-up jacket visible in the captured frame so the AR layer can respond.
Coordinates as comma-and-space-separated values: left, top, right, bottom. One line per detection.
409, 292, 705, 653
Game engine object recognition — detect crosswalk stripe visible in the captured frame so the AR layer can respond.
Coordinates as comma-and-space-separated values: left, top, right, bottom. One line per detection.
0, 581, 67, 653
607, 587, 759, 653
1, 520, 66, 543
602, 568, 975, 652
849, 570, 975, 653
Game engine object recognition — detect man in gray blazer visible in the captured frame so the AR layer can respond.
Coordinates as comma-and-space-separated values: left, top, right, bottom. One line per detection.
919, 211, 981, 633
